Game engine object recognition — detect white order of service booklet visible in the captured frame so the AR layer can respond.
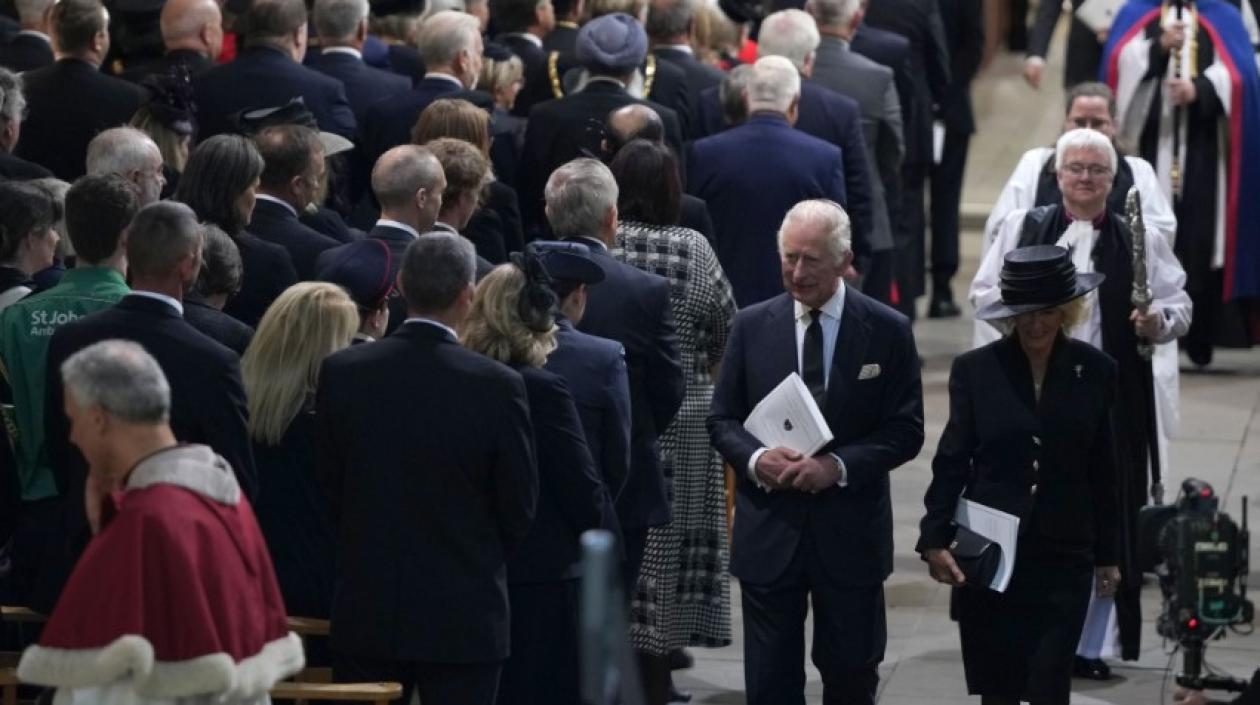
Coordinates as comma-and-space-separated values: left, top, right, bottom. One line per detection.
954, 499, 1020, 592
743, 372, 834, 456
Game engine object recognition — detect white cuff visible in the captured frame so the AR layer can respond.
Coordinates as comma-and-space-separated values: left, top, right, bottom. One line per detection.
1025, 55, 1046, 66
748, 447, 770, 491
831, 453, 848, 487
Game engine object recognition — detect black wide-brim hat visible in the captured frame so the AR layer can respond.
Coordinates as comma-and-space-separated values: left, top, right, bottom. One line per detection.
974, 244, 1105, 320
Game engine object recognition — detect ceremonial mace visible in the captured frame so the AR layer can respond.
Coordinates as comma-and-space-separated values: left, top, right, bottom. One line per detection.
1128, 186, 1164, 505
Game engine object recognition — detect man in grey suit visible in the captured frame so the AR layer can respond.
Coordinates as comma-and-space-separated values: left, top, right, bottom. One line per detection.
798, 0, 901, 305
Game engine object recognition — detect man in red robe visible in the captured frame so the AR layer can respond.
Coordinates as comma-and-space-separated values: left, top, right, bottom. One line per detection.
18, 339, 303, 704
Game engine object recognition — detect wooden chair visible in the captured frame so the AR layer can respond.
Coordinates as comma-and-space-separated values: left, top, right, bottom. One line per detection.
270, 682, 401, 705
285, 617, 332, 684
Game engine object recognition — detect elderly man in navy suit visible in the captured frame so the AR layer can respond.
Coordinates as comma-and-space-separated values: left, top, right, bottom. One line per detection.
708, 199, 923, 705
0, 0, 54, 72
192, 0, 356, 141
688, 56, 847, 307
307, 0, 411, 123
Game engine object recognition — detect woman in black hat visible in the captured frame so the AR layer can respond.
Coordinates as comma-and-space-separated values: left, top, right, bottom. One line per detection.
916, 244, 1122, 705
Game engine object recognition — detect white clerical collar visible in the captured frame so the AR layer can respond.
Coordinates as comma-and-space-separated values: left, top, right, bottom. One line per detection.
322, 46, 363, 60
404, 317, 459, 340
503, 32, 543, 48
424, 72, 465, 89
793, 280, 846, 322
255, 193, 298, 217
129, 290, 184, 316
376, 219, 420, 239
18, 30, 50, 43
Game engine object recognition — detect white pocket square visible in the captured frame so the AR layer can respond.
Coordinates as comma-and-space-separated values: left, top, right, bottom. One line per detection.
857, 364, 881, 380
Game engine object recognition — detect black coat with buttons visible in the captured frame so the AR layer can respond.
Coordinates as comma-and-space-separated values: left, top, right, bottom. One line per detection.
917, 332, 1121, 565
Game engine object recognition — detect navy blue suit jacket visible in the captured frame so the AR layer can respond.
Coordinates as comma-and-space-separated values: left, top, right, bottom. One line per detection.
248, 198, 340, 281
0, 33, 52, 73
687, 114, 846, 307
508, 364, 613, 583
305, 49, 412, 123
192, 46, 357, 141
360, 76, 477, 169
568, 238, 683, 530
696, 81, 874, 261
707, 288, 924, 586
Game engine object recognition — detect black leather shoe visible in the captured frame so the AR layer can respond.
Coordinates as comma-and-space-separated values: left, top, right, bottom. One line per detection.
1073, 656, 1112, 680
667, 648, 693, 670
668, 683, 693, 703
928, 297, 961, 319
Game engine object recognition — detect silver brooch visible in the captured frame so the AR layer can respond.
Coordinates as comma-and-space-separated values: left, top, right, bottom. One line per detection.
1075, 364, 1083, 379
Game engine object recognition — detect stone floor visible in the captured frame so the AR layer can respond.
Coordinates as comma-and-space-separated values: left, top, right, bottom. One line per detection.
673, 37, 1260, 705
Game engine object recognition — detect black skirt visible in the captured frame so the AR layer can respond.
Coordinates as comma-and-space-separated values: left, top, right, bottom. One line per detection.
953, 541, 1093, 704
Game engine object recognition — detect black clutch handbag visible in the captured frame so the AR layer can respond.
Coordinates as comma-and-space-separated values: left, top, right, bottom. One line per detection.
949, 525, 1002, 589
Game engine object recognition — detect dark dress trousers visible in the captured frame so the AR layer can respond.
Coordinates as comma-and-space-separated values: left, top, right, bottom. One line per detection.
222, 229, 300, 328
517, 80, 686, 235
316, 321, 537, 703
306, 48, 412, 123
568, 238, 683, 584
917, 334, 1120, 703
687, 113, 846, 307
16, 59, 145, 180
0, 32, 52, 73
0, 150, 53, 180
119, 48, 213, 84
192, 46, 357, 141
248, 197, 341, 280
183, 292, 255, 356
497, 364, 611, 705
708, 288, 923, 705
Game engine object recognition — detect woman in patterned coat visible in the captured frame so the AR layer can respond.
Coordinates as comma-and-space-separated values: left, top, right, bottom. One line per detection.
609, 139, 737, 705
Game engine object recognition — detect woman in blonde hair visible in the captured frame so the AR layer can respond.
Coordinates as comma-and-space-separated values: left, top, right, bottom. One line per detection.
243, 281, 359, 621
463, 255, 614, 705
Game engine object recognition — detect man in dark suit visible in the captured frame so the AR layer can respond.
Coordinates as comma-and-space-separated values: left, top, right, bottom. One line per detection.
316, 232, 537, 705
0, 68, 52, 180
541, 0, 579, 55
807, 0, 902, 305
119, 0, 220, 83
689, 56, 847, 307
0, 0, 54, 72
518, 13, 685, 236
307, 0, 411, 122
192, 0, 356, 141
248, 125, 340, 280
359, 10, 483, 171
647, 0, 724, 138
15, 0, 145, 180
709, 199, 924, 705
491, 0, 555, 118
861, 0, 949, 320
927, 0, 982, 318
544, 158, 683, 587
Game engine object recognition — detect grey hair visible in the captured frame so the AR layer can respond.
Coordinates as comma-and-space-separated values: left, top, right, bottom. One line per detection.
61, 340, 171, 424
805, 0, 858, 28
756, 10, 818, 72
747, 55, 801, 114
126, 201, 203, 279
424, 0, 466, 16
85, 127, 160, 178
544, 158, 619, 239
400, 231, 476, 312
1054, 128, 1117, 173
777, 199, 852, 263
313, 0, 368, 39
0, 68, 26, 124
718, 63, 752, 126
645, 0, 695, 38
371, 145, 444, 210
15, 0, 55, 23
416, 10, 480, 67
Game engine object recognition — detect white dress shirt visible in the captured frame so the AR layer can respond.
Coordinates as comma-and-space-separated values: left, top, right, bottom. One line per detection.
375, 219, 420, 239
322, 46, 363, 60
423, 72, 465, 89
128, 290, 185, 316
404, 316, 459, 341
254, 193, 298, 217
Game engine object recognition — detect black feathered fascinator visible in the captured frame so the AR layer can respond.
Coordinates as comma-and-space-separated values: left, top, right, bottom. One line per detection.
510, 251, 558, 333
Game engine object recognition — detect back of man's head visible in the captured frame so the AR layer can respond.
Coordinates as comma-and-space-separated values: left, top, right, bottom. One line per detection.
756, 9, 818, 72
126, 201, 202, 282
160, 0, 222, 50
50, 0, 107, 56
61, 339, 171, 425
544, 158, 619, 239
645, 0, 693, 40
805, 0, 857, 30
254, 124, 323, 192
416, 10, 479, 69
65, 174, 139, 266
244, 0, 307, 45
424, 137, 489, 206
15, 0, 55, 25
1064, 81, 1118, 119
372, 145, 443, 210
747, 55, 800, 115
719, 63, 753, 126
85, 127, 159, 179
607, 103, 663, 144
313, 0, 368, 41
399, 231, 475, 314
490, 0, 543, 34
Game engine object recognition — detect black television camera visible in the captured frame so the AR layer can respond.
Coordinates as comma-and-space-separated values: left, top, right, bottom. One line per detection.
1140, 479, 1254, 693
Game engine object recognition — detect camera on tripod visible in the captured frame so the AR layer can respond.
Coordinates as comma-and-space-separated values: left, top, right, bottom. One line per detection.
1139, 478, 1254, 693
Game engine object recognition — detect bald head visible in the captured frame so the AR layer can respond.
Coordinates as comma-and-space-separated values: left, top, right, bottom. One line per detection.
160, 0, 222, 57
372, 145, 446, 231
607, 104, 664, 144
